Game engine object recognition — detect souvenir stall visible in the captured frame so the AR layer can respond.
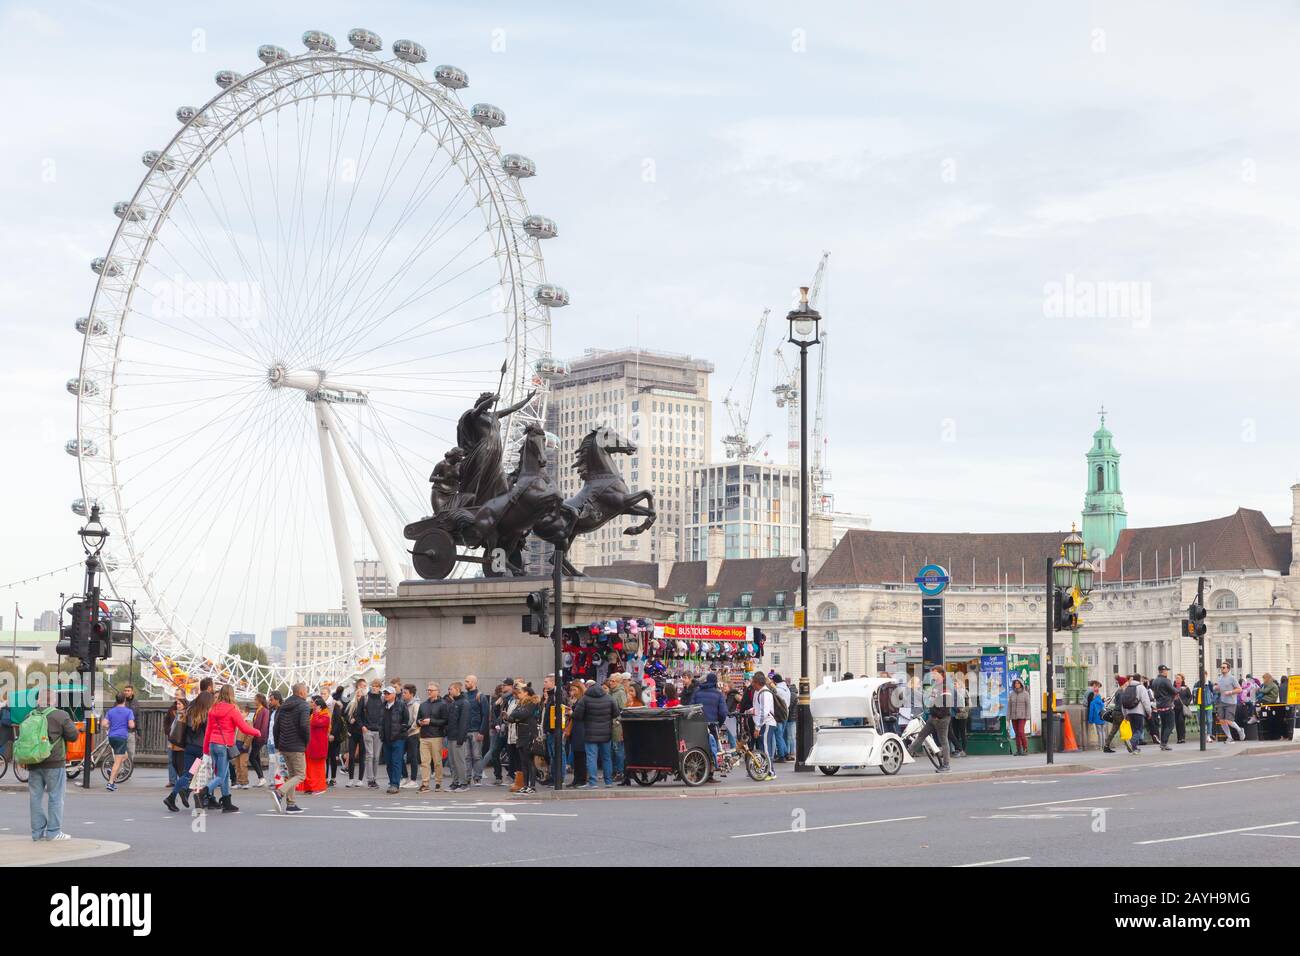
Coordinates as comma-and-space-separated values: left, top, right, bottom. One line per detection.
559, 619, 766, 707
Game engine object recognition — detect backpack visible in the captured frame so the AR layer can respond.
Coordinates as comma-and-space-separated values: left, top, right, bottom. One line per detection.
1120, 683, 1139, 709
14, 707, 56, 767
770, 687, 789, 723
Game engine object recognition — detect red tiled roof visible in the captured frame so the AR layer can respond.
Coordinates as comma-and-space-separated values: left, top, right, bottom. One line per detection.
812, 529, 1068, 587
814, 508, 1293, 587
1103, 508, 1290, 579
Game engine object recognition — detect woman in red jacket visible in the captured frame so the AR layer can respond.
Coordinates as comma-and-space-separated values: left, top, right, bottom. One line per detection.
300, 696, 331, 794
203, 685, 261, 813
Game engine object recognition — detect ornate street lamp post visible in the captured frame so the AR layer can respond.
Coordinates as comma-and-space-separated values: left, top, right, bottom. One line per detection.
1045, 523, 1093, 764
786, 287, 820, 772
78, 504, 109, 788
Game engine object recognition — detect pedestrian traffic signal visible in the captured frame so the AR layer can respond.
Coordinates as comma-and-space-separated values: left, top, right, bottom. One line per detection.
1187, 600, 1207, 640
1052, 588, 1078, 631
56, 601, 90, 661
523, 588, 550, 637
91, 611, 112, 659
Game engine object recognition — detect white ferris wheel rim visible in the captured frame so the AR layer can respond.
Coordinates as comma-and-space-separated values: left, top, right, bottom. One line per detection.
73, 33, 559, 696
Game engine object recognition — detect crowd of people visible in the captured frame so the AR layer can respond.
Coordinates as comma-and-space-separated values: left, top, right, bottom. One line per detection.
1085, 663, 1285, 754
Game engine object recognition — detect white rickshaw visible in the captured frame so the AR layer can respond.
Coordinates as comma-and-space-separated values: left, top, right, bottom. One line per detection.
805, 676, 921, 776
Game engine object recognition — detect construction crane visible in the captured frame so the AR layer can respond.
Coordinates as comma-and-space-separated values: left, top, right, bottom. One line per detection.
721, 308, 771, 460
772, 251, 829, 469
810, 328, 832, 513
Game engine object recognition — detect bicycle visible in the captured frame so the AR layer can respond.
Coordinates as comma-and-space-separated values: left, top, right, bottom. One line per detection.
711, 720, 773, 782
12, 736, 132, 784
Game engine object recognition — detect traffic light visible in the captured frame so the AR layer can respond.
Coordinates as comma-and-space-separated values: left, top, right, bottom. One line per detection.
56, 601, 90, 661
92, 608, 112, 659
523, 589, 550, 637
1052, 588, 1078, 631
1186, 600, 1207, 640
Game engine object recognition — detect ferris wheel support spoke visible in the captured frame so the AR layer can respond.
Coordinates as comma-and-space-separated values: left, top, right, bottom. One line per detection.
316, 401, 406, 585
314, 401, 367, 652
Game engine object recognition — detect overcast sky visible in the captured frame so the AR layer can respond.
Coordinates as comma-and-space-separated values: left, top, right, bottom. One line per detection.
4, 0, 1300, 624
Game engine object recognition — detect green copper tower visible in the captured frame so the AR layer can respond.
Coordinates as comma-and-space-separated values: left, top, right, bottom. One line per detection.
1082, 407, 1126, 557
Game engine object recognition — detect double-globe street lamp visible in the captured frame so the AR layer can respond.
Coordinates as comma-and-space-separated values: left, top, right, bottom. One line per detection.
1045, 524, 1094, 764
787, 287, 821, 772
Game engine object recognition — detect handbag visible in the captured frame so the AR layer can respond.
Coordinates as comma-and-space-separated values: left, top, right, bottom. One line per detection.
167, 718, 186, 747
189, 754, 213, 791
1118, 719, 1133, 742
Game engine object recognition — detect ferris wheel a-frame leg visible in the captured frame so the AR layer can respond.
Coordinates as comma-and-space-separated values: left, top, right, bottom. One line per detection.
315, 400, 407, 589
314, 401, 367, 653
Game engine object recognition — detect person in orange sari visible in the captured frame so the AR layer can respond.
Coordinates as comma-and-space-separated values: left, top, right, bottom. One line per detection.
300, 696, 330, 794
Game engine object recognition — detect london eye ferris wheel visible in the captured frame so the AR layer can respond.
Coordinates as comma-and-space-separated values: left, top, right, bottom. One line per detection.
68, 27, 568, 697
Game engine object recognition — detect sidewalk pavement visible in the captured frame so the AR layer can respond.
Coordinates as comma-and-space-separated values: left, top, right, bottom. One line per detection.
0, 835, 129, 867
10, 737, 1293, 801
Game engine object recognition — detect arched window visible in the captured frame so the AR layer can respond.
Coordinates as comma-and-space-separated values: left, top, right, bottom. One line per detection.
1096, 464, 1105, 491
1213, 591, 1238, 610
818, 603, 839, 622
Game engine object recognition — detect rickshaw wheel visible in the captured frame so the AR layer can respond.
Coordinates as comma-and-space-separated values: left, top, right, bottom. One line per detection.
745, 749, 772, 782
879, 738, 904, 775
631, 770, 663, 786
680, 748, 711, 787
818, 765, 840, 776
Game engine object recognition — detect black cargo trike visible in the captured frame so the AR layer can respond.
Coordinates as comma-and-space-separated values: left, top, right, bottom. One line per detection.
620, 704, 716, 787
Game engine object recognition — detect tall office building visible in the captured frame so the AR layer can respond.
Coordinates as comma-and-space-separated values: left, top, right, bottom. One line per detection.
33, 610, 59, 632
685, 460, 801, 560
542, 347, 713, 566
285, 610, 387, 669
228, 631, 256, 649
353, 560, 393, 600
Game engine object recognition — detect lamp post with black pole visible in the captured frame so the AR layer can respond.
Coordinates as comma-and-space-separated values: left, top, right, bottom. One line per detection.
77, 505, 109, 788
1046, 525, 1093, 765
786, 287, 821, 773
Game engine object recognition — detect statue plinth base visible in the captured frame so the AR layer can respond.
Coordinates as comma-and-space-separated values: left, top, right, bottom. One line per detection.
365, 576, 681, 690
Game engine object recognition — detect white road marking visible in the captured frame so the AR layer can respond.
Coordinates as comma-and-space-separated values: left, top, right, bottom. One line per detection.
955, 856, 1030, 867
1176, 774, 1283, 789
1242, 832, 1300, 840
991, 779, 1058, 785
730, 815, 924, 838
347, 810, 370, 818
1135, 821, 1299, 845
999, 793, 1128, 810
255, 813, 509, 823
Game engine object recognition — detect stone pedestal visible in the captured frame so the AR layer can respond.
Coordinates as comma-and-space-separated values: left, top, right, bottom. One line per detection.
365, 575, 682, 691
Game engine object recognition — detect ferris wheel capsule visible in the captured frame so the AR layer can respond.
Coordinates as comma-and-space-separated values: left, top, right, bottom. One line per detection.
141, 151, 177, 172
258, 44, 290, 65
91, 257, 123, 277
392, 39, 427, 63
434, 65, 468, 89
348, 28, 382, 52
522, 215, 558, 239
67, 377, 100, 397
302, 30, 336, 52
502, 154, 536, 178
75, 316, 107, 336
71, 497, 100, 517
113, 201, 147, 222
175, 106, 210, 127
215, 70, 244, 90
471, 103, 506, 128
535, 284, 570, 307
66, 438, 98, 457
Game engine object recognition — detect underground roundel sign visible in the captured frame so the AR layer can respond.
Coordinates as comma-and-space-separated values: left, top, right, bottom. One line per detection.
914, 564, 950, 596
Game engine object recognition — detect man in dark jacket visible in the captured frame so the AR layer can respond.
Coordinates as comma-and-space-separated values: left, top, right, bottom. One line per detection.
380, 686, 410, 794
463, 674, 490, 785
573, 683, 620, 788
416, 682, 447, 792
360, 679, 385, 788
271, 683, 311, 813
1151, 665, 1176, 752
678, 673, 697, 706
26, 689, 80, 840
693, 672, 729, 764
444, 683, 470, 791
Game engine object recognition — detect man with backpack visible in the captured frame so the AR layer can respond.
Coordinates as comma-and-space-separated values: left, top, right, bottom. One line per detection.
19, 689, 80, 841
1103, 675, 1128, 753
1120, 672, 1152, 754
769, 673, 791, 761
1150, 665, 1177, 751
